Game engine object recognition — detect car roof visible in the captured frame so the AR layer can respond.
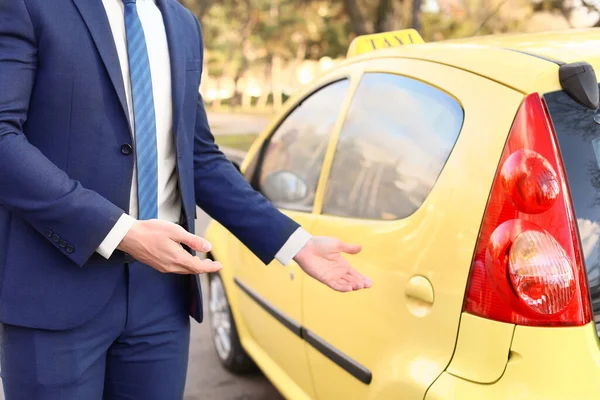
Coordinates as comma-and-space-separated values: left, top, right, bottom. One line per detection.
342, 28, 600, 95
443, 28, 600, 65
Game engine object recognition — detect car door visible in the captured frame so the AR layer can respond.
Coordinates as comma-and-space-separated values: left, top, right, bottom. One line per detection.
302, 58, 524, 399
231, 77, 353, 398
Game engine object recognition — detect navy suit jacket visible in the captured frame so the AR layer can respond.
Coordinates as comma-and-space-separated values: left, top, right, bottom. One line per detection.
0, 0, 299, 330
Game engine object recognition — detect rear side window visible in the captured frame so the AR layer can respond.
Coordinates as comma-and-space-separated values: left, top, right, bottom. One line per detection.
322, 73, 464, 220
545, 88, 600, 335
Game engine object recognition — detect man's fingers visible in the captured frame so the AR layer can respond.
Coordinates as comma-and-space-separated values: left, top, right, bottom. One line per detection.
348, 267, 373, 288
187, 255, 223, 274
165, 258, 222, 275
329, 280, 353, 292
171, 226, 212, 253
340, 242, 362, 255
331, 281, 353, 293
341, 274, 364, 290
168, 266, 198, 275
199, 258, 223, 273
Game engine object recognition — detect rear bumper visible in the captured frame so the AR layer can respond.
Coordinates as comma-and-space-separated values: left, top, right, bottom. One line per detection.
426, 322, 600, 399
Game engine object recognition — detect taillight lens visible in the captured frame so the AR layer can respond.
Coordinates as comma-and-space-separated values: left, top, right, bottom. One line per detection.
464, 93, 592, 327
499, 149, 559, 214
509, 230, 575, 315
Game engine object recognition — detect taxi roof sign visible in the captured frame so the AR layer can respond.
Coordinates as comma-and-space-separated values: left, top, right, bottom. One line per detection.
347, 29, 424, 57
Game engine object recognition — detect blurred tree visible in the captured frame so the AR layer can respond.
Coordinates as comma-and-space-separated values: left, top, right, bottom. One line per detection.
339, 0, 407, 35
178, 0, 217, 19
532, 0, 574, 26
412, 0, 423, 31
198, 0, 261, 107
533, 0, 600, 27
180, 0, 599, 111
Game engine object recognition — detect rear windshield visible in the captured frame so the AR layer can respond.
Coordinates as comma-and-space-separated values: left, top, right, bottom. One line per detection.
544, 88, 600, 335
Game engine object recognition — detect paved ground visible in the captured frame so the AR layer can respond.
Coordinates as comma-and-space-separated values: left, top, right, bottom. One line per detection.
185, 291, 284, 400
207, 111, 271, 136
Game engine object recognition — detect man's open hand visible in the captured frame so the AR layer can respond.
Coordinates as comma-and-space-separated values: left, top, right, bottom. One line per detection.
117, 220, 222, 274
293, 236, 372, 292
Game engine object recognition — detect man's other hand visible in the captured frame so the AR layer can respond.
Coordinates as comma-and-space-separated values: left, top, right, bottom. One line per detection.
293, 236, 372, 292
117, 220, 222, 274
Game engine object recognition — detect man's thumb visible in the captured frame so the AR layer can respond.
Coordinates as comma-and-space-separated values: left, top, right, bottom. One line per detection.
341, 243, 362, 255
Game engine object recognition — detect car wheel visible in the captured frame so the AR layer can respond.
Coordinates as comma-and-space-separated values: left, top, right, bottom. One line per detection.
208, 273, 256, 374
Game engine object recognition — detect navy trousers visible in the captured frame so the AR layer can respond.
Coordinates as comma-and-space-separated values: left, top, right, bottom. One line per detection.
0, 261, 191, 399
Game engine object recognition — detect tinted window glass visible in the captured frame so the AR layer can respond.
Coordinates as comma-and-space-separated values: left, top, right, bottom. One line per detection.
544, 88, 600, 335
258, 80, 350, 212
322, 73, 464, 220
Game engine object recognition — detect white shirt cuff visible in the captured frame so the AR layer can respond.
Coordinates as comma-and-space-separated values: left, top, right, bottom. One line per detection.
96, 214, 137, 259
275, 227, 312, 266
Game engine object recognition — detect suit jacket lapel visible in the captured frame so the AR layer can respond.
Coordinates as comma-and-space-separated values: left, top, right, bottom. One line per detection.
158, 0, 186, 137
72, 0, 132, 139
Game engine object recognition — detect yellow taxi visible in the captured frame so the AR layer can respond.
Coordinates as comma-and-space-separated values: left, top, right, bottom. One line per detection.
204, 28, 600, 399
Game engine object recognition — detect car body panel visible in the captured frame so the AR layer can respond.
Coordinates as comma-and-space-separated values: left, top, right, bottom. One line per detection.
426, 322, 600, 400
350, 45, 561, 95
207, 212, 317, 400
444, 28, 600, 66
230, 210, 318, 399
239, 335, 314, 400
300, 58, 523, 400
446, 313, 515, 383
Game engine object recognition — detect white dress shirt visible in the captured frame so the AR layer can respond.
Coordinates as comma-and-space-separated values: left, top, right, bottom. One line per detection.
96, 0, 311, 265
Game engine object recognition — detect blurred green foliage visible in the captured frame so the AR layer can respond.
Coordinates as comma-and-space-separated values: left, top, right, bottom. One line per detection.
179, 0, 600, 110
215, 133, 259, 151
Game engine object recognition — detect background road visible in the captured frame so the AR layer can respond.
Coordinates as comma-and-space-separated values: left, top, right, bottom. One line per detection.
207, 111, 271, 136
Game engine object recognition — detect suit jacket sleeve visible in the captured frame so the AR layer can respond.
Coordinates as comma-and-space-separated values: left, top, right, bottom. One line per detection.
191, 17, 300, 265
0, 0, 125, 266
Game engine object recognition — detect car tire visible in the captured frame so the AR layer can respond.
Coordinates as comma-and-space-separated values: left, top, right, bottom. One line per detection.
207, 272, 257, 374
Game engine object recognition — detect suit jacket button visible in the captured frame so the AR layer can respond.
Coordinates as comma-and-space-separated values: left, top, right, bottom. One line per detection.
66, 246, 74, 254
59, 240, 67, 248
121, 144, 133, 155
52, 234, 60, 243
45, 230, 53, 238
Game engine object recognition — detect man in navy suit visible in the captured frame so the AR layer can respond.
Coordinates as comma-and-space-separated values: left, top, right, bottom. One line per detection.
0, 0, 372, 398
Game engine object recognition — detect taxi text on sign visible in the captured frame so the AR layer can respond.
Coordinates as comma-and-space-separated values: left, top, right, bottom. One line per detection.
347, 29, 425, 57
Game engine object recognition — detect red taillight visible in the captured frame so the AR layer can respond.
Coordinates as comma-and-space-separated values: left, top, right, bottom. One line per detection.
499, 149, 559, 214
508, 230, 575, 315
463, 93, 592, 326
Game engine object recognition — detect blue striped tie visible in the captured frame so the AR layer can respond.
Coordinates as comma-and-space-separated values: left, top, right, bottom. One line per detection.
123, 0, 158, 220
